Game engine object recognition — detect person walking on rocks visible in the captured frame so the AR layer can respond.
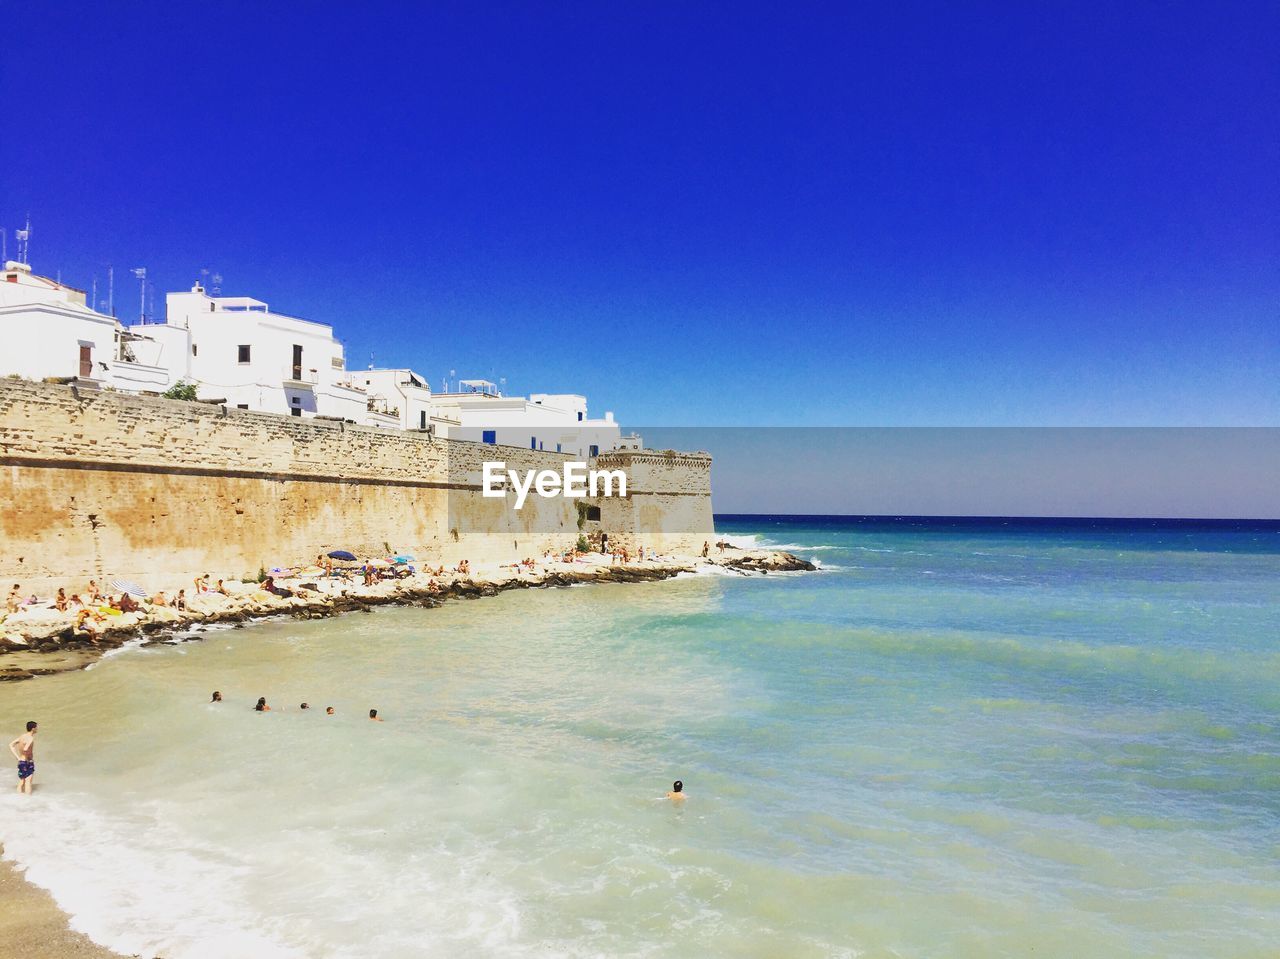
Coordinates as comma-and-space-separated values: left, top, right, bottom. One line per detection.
9, 721, 37, 794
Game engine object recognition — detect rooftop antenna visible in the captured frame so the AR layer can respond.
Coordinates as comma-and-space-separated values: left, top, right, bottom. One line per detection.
368, 352, 375, 371
132, 267, 147, 324
15, 216, 30, 264
92, 275, 98, 311
211, 272, 222, 295
450, 369, 456, 393
499, 376, 506, 396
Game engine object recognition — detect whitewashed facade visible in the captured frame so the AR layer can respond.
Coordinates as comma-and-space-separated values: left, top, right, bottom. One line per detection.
0, 260, 169, 390
138, 282, 371, 421
356, 368, 440, 432
432, 381, 642, 457
5, 262, 639, 444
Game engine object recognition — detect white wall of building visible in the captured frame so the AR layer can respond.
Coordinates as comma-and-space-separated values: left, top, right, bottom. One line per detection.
148, 284, 368, 421
432, 385, 641, 457
0, 260, 169, 389
6, 264, 644, 447
359, 368, 435, 431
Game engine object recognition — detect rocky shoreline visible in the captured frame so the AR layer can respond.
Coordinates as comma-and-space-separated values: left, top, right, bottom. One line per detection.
0, 548, 815, 682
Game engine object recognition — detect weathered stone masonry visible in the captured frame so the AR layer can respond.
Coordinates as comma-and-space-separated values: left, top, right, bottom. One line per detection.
0, 381, 714, 594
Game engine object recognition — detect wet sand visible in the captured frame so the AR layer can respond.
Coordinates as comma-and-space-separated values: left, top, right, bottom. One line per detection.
0, 847, 131, 958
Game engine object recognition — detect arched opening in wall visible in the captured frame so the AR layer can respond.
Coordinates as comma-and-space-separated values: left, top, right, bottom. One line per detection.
585, 506, 601, 522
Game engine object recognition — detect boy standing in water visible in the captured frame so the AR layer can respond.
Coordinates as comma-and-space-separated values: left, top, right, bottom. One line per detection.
9, 721, 37, 794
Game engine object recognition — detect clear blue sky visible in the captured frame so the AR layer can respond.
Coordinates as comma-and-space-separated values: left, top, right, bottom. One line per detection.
3, 2, 1276, 425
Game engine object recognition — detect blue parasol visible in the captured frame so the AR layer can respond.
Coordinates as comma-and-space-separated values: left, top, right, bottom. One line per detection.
327, 550, 357, 561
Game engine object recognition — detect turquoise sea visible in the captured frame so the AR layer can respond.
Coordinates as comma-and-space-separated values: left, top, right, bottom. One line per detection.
1, 515, 1278, 958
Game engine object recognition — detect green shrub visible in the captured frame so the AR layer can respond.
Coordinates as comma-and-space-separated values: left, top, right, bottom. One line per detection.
163, 380, 199, 401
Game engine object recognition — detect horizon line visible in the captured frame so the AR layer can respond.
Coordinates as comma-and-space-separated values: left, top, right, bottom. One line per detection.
713, 513, 1280, 524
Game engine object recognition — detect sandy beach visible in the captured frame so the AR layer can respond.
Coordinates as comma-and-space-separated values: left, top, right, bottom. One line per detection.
0, 848, 131, 958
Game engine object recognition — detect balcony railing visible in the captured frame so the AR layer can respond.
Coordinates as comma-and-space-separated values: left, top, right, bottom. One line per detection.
283, 366, 319, 385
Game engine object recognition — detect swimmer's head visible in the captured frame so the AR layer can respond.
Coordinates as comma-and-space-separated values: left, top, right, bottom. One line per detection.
672, 781, 683, 793
255, 697, 267, 710
211, 691, 222, 702
300, 702, 310, 709
326, 707, 335, 715
369, 709, 378, 719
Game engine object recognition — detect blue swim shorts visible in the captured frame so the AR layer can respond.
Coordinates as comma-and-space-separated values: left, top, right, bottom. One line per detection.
17, 760, 34, 780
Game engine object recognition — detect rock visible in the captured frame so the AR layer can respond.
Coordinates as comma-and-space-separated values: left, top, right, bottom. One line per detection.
0, 550, 814, 682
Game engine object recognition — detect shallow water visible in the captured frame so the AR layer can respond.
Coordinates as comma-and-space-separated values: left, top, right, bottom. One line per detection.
1, 516, 1278, 958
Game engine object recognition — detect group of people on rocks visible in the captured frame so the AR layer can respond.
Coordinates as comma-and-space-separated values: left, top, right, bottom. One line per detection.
5, 579, 196, 643
4, 541, 696, 647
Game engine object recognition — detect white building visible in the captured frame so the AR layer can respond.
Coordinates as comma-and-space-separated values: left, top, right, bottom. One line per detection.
432, 380, 642, 457
355, 368, 449, 433
4, 260, 642, 447
0, 260, 169, 391
136, 282, 375, 422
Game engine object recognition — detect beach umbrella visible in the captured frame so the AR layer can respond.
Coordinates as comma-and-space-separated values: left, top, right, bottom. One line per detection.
109, 578, 148, 599
393, 555, 415, 564
298, 565, 325, 577
366, 558, 392, 568
327, 550, 357, 561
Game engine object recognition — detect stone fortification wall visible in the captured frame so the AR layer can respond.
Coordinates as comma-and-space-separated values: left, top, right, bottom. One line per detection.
588, 449, 715, 555
0, 381, 712, 594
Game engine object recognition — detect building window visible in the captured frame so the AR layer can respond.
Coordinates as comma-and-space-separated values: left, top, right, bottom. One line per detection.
531, 436, 537, 450
586, 506, 601, 521
192, 344, 198, 356
482, 430, 496, 445
237, 344, 251, 364
556, 443, 562, 453
589, 444, 599, 457
291, 407, 302, 417
419, 411, 427, 429
577, 412, 583, 422
237, 404, 249, 410
291, 396, 301, 405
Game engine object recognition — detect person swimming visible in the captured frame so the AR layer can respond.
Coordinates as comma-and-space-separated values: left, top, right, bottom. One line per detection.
254, 697, 271, 712
369, 709, 383, 722
210, 691, 222, 703
325, 706, 335, 715
300, 702, 310, 710
666, 780, 685, 801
